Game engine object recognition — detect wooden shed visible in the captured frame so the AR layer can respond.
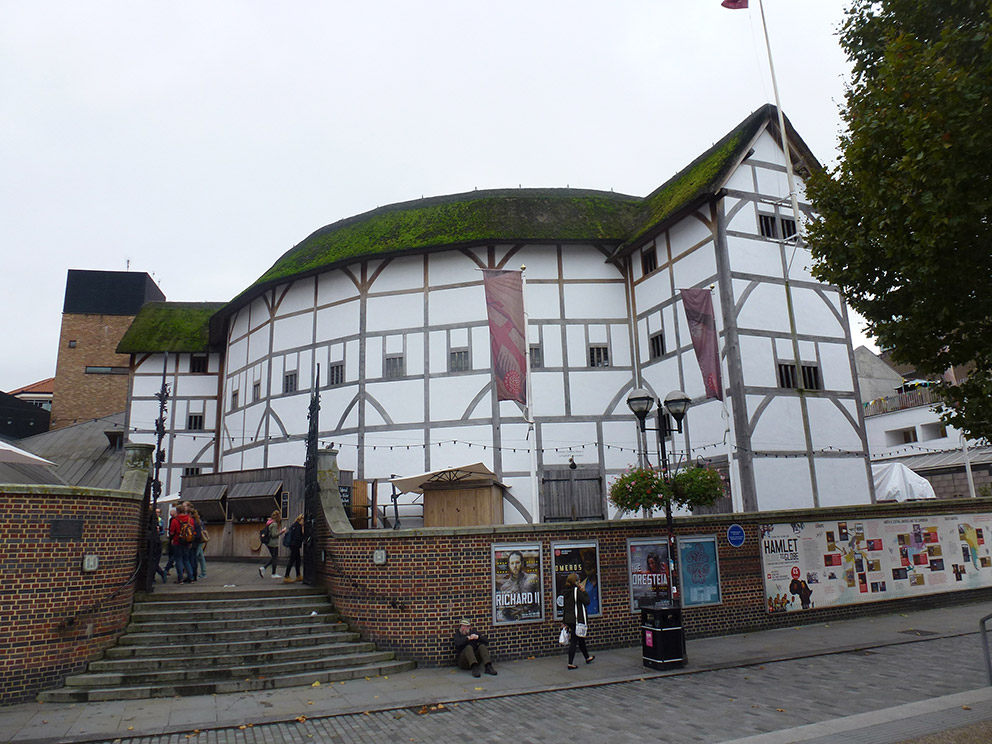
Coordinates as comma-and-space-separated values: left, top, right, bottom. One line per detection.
390, 463, 507, 527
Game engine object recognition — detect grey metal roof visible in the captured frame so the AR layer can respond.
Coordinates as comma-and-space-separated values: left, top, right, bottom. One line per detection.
16, 412, 127, 490
873, 445, 992, 473
227, 480, 283, 499
0, 459, 67, 485
182, 484, 228, 501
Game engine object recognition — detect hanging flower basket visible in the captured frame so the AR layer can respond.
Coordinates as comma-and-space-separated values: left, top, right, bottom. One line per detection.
608, 467, 672, 513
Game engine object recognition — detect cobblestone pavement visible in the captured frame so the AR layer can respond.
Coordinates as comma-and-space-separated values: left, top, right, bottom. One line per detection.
82, 634, 989, 744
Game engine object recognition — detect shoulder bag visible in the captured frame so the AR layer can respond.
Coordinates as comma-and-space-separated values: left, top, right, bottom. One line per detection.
574, 588, 588, 637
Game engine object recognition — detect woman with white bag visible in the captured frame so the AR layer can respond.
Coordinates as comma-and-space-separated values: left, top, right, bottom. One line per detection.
561, 572, 595, 670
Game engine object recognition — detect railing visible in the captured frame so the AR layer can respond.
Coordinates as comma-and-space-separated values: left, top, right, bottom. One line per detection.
864, 386, 939, 417
982, 612, 992, 685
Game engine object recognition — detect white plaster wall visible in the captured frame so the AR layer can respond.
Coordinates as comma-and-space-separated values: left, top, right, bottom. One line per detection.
806, 397, 863, 451
227, 337, 248, 373
738, 335, 777, 388
470, 326, 489, 369
750, 129, 783, 163
530, 371, 567, 417
276, 278, 316, 317
365, 379, 424, 426
562, 282, 627, 321
671, 247, 718, 290
427, 251, 478, 285
723, 168, 754, 193
636, 267, 673, 305
754, 457, 813, 510
316, 300, 361, 341
317, 271, 359, 307
428, 285, 484, 327
735, 281, 791, 333
819, 343, 855, 392
669, 211, 713, 254
368, 292, 424, 333
272, 313, 314, 353
755, 166, 790, 199
791, 287, 845, 338
373, 255, 425, 292
230, 308, 250, 341
527, 283, 563, 319
568, 370, 630, 416
728, 238, 784, 278
815, 457, 873, 506
247, 325, 271, 365
750, 394, 806, 450
429, 375, 490, 421
561, 245, 618, 280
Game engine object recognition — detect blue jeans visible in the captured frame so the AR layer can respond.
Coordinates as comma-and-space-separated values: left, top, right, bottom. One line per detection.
195, 544, 207, 577
175, 544, 195, 582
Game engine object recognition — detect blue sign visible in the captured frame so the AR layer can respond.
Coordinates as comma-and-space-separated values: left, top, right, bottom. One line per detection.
727, 524, 746, 548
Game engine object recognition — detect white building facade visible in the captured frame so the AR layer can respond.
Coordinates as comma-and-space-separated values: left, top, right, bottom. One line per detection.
119, 105, 875, 521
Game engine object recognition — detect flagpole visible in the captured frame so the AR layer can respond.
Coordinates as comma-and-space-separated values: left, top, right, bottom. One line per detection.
521, 265, 539, 524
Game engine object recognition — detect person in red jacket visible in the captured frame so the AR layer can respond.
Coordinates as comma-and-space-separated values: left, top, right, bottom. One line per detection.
169, 503, 196, 584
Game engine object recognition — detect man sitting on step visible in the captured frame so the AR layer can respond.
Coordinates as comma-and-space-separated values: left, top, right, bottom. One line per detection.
453, 619, 497, 677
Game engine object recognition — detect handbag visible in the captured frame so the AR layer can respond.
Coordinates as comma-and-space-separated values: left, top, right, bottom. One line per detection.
574, 588, 588, 637
558, 626, 570, 646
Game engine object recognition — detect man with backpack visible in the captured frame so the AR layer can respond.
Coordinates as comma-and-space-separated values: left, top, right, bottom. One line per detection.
169, 503, 197, 584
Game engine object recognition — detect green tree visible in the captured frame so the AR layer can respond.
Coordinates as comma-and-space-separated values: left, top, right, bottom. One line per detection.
805, 0, 992, 441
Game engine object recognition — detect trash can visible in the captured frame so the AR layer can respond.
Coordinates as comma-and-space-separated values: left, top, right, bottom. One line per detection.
641, 605, 686, 670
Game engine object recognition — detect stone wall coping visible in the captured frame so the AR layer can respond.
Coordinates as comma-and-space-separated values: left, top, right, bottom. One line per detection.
331, 496, 992, 541
0, 484, 146, 501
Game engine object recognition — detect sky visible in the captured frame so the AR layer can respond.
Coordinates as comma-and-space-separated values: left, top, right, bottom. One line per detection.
0, 0, 866, 393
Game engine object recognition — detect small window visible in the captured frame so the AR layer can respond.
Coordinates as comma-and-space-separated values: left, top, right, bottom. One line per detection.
449, 349, 470, 373
781, 218, 797, 239
283, 372, 298, 394
384, 355, 405, 379
800, 364, 821, 390
182, 467, 201, 477
68, 340, 77, 348
530, 344, 543, 370
328, 362, 344, 386
641, 247, 658, 275
85, 366, 129, 375
187, 413, 204, 431
190, 355, 208, 374
759, 214, 778, 238
777, 363, 798, 389
902, 428, 919, 444
230, 389, 239, 410
589, 345, 610, 368
252, 381, 261, 402
649, 332, 665, 360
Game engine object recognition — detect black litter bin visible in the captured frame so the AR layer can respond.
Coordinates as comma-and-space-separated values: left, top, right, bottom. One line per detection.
641, 605, 686, 670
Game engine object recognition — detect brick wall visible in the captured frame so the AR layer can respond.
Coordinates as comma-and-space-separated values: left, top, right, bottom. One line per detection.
0, 485, 144, 705
321, 497, 992, 667
50, 313, 135, 429
923, 465, 992, 499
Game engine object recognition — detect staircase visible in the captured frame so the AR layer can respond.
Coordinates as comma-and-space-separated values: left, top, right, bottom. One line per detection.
39, 585, 415, 702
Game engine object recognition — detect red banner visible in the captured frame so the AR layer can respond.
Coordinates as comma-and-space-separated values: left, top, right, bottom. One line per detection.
680, 288, 723, 400
482, 270, 527, 404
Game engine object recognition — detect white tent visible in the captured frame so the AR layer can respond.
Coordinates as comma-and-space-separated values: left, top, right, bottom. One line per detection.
872, 462, 937, 501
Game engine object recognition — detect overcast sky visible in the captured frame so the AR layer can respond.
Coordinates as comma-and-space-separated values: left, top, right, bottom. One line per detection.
0, 0, 864, 393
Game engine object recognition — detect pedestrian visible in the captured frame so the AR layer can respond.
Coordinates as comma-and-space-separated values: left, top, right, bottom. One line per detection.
147, 514, 166, 584
169, 503, 196, 584
259, 510, 286, 578
453, 619, 497, 677
283, 514, 304, 583
163, 506, 178, 577
191, 508, 207, 579
561, 572, 594, 670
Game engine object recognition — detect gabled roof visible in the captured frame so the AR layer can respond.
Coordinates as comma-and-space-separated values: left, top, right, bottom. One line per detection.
7, 377, 54, 396
117, 302, 224, 354
17, 412, 128, 490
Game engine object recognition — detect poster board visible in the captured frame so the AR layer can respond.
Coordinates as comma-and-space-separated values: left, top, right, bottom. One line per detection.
626, 537, 670, 611
552, 541, 601, 619
678, 535, 722, 608
491, 543, 543, 624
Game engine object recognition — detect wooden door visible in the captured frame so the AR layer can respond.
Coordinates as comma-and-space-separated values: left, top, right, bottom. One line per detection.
541, 466, 604, 522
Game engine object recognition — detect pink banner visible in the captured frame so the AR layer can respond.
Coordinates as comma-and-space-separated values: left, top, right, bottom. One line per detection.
721, 0, 748, 8
680, 288, 723, 400
483, 270, 528, 404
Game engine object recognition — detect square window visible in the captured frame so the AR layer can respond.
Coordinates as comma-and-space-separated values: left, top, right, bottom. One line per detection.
777, 363, 797, 389
641, 247, 657, 275
449, 349, 470, 373
649, 332, 665, 360
781, 218, 797, 239
530, 344, 543, 370
230, 389, 239, 410
589, 345, 610, 368
182, 467, 201, 477
190, 355, 208, 374
328, 362, 344, 386
801, 364, 821, 390
68, 339, 77, 348
283, 372, 298, 394
187, 413, 204, 431
759, 214, 778, 238
384, 355, 405, 379
252, 381, 261, 402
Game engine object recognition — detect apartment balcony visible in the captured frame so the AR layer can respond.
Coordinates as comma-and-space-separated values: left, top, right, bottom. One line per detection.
864, 386, 939, 418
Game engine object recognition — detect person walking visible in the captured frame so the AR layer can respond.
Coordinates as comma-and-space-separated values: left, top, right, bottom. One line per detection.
191, 508, 208, 579
561, 572, 594, 669
259, 510, 286, 578
283, 514, 305, 583
162, 506, 178, 577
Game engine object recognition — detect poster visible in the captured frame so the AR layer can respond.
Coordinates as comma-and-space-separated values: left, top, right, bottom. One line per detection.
552, 541, 601, 618
678, 535, 722, 607
626, 538, 670, 610
491, 543, 543, 624
760, 513, 992, 614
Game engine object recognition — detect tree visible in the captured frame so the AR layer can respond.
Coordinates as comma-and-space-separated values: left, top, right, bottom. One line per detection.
805, 0, 992, 442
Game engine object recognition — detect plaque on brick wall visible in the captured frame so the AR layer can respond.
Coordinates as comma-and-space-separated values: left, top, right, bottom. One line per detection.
50, 518, 84, 540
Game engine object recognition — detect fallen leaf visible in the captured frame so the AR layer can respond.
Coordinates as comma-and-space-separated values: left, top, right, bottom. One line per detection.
963, 705, 972, 711
776, 708, 785, 713
436, 703, 445, 710
311, 681, 321, 687
307, 701, 314, 705
296, 715, 307, 722
239, 726, 247, 730
374, 695, 379, 699
363, 711, 370, 716
383, 676, 389, 679
474, 686, 484, 691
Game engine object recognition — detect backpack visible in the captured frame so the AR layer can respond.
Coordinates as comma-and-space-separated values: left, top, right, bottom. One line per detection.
178, 519, 195, 545
282, 528, 292, 548
259, 525, 271, 545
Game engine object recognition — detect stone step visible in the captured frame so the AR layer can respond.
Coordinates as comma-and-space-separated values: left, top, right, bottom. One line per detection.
116, 620, 350, 646
127, 609, 340, 634
91, 640, 377, 672
64, 650, 399, 688
134, 588, 325, 609
103, 629, 362, 659
130, 597, 332, 621
38, 659, 417, 703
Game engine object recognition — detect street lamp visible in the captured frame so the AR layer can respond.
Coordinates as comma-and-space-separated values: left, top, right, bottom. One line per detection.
625, 388, 692, 607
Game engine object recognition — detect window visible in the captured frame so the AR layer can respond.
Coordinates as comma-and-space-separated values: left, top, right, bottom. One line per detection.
649, 332, 665, 360
190, 355, 208, 374
530, 344, 543, 369
384, 355, 405, 379
187, 413, 204, 431
283, 372, 298, 394
230, 390, 239, 410
328, 362, 344, 386
781, 218, 797, 239
85, 366, 129, 375
777, 363, 798, 389
589, 345, 610, 368
885, 427, 918, 447
252, 381, 261, 402
800, 364, 821, 390
68, 340, 77, 348
921, 422, 948, 441
449, 349, 470, 373
641, 247, 657, 275
759, 214, 778, 238
182, 467, 201, 477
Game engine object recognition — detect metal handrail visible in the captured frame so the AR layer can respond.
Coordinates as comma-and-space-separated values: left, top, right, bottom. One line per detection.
981, 612, 992, 685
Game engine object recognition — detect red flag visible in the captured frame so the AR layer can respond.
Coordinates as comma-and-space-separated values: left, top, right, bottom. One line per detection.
482, 270, 527, 404
722, 0, 748, 8
680, 289, 723, 401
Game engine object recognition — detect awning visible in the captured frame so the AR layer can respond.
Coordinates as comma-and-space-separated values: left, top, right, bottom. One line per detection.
181, 484, 228, 502
226, 480, 283, 520
227, 480, 283, 499
389, 462, 503, 494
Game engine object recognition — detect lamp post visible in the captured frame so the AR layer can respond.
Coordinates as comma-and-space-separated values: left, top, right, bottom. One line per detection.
625, 388, 692, 607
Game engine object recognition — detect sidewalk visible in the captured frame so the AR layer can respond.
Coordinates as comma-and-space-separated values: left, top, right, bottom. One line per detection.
4, 598, 992, 744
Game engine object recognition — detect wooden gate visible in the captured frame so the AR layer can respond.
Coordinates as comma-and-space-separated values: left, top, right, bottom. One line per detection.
541, 466, 605, 522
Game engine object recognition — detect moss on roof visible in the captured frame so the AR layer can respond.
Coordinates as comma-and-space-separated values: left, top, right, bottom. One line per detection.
117, 302, 225, 354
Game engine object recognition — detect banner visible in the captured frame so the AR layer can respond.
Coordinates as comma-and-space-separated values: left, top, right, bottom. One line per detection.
491, 543, 543, 624
482, 269, 527, 404
552, 542, 601, 618
627, 538, 670, 610
680, 288, 723, 400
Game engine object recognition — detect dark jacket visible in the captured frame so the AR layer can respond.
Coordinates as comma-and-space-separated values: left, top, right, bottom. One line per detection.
562, 586, 590, 626
287, 521, 304, 549
453, 628, 489, 656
